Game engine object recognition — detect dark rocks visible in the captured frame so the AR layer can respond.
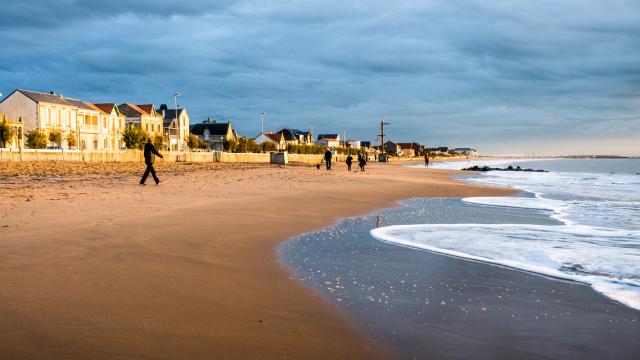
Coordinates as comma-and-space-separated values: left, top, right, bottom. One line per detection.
462, 165, 547, 172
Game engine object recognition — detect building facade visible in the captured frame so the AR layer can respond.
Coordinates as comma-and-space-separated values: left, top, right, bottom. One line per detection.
0, 89, 123, 150
190, 119, 238, 151
158, 104, 190, 151
254, 132, 286, 150
118, 103, 164, 137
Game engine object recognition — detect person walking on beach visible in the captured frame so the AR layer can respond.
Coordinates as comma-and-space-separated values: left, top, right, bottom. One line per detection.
140, 137, 163, 185
346, 154, 353, 171
324, 149, 332, 170
358, 153, 366, 171
424, 153, 430, 168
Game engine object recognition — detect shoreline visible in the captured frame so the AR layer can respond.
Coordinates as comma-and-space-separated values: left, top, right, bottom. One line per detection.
280, 196, 640, 359
0, 160, 515, 359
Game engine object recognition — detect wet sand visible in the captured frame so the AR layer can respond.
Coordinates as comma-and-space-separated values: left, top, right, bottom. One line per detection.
0, 160, 513, 359
281, 197, 640, 359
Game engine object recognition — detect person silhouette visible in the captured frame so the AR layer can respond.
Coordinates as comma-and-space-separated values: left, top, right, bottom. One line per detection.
140, 137, 163, 185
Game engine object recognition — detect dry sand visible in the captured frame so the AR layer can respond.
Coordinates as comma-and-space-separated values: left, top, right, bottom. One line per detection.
0, 160, 514, 359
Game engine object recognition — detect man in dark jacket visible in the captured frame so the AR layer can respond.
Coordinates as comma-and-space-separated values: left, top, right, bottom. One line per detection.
140, 137, 163, 185
324, 149, 332, 170
346, 154, 353, 171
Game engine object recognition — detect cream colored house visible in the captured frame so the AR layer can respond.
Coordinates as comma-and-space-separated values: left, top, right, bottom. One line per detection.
254, 132, 286, 150
0, 89, 119, 150
93, 103, 125, 150
158, 104, 190, 151
117, 103, 164, 138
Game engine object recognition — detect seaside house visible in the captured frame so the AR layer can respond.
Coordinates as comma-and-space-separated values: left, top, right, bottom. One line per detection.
0, 89, 118, 150
397, 143, 415, 156
254, 132, 286, 150
276, 128, 314, 146
92, 103, 125, 151
117, 103, 164, 137
316, 133, 341, 148
0, 113, 23, 149
454, 147, 478, 157
190, 118, 237, 151
397, 142, 424, 157
158, 104, 190, 151
384, 141, 402, 156
361, 141, 371, 149
347, 140, 361, 149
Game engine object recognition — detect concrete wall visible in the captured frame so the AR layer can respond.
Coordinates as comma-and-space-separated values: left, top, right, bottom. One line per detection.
0, 149, 351, 164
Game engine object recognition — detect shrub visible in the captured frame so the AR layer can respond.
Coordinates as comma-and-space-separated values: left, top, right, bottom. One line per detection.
48, 130, 62, 146
223, 138, 238, 152
66, 132, 77, 149
122, 126, 148, 150
236, 137, 260, 153
261, 141, 277, 152
286, 144, 328, 154
153, 132, 165, 148
187, 134, 207, 149
0, 120, 14, 148
25, 130, 48, 149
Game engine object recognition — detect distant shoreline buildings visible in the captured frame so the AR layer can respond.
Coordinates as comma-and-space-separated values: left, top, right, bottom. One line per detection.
0, 88, 478, 158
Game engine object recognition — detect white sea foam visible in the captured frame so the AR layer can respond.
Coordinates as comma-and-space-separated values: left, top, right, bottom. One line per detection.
386, 159, 640, 310
371, 224, 640, 310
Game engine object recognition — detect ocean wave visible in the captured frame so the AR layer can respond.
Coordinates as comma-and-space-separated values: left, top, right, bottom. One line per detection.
370, 224, 640, 310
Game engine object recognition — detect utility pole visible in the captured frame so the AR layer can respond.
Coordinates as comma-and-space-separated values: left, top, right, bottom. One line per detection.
260, 112, 265, 135
378, 119, 390, 158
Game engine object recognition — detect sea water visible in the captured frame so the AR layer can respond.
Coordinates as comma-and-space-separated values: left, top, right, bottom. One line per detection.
372, 158, 640, 310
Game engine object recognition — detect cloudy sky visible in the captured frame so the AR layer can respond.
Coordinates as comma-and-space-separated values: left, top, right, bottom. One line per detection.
1, 0, 639, 155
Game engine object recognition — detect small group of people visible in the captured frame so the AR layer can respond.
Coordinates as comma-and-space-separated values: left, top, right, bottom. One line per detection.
322, 149, 366, 172
345, 153, 367, 172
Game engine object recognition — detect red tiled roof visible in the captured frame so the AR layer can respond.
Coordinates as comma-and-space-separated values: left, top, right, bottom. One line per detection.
397, 143, 414, 150
83, 102, 108, 114
93, 103, 117, 114
265, 133, 283, 142
136, 104, 155, 115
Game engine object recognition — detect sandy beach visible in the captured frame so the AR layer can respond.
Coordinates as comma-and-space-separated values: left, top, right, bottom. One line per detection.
0, 160, 513, 359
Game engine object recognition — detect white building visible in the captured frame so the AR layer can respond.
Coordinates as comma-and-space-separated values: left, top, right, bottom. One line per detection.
317, 133, 341, 148
347, 140, 361, 149
254, 132, 286, 150
454, 147, 478, 157
0, 89, 123, 150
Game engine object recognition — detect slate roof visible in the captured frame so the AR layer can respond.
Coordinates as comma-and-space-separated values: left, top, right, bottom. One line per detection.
160, 108, 184, 120
190, 122, 232, 136
397, 142, 415, 150
14, 89, 94, 110
317, 134, 339, 140
290, 129, 311, 137
118, 103, 149, 117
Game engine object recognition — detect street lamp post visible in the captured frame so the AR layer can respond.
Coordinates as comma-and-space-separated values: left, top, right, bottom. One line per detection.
260, 112, 265, 135
174, 92, 181, 152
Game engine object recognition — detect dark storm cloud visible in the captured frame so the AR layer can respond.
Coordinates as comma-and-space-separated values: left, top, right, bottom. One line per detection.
1, 0, 639, 155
